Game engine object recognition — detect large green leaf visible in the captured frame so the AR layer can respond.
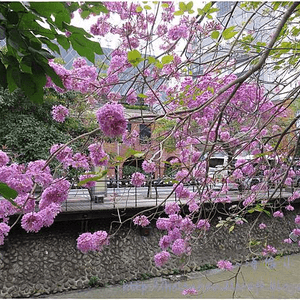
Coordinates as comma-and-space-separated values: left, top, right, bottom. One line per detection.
0, 182, 18, 200
222, 26, 238, 40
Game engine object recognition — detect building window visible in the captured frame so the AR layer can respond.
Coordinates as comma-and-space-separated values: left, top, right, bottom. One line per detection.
139, 124, 151, 144
127, 123, 132, 132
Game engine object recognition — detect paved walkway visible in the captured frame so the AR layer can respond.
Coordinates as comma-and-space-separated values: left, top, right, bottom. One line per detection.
41, 252, 300, 298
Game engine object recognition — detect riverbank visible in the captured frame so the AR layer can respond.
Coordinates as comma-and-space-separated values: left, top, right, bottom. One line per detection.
36, 252, 300, 298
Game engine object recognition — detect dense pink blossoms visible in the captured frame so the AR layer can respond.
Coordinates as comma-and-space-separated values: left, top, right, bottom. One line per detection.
88, 143, 109, 167
51, 105, 69, 122
77, 230, 109, 253
133, 215, 150, 227
130, 172, 145, 187
0, 222, 10, 245
0, 150, 9, 166
96, 103, 127, 138
262, 245, 277, 256
217, 260, 233, 271
142, 160, 156, 174
154, 251, 170, 267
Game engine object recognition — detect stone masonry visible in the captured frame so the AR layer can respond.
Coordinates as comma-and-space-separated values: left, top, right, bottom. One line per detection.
1, 204, 300, 298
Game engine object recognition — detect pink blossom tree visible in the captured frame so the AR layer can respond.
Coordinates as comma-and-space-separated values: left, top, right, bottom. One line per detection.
1, 1, 300, 296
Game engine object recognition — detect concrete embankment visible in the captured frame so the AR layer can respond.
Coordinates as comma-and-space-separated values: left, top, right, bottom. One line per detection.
1, 203, 300, 298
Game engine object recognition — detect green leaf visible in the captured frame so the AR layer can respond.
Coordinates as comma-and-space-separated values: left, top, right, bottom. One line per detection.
77, 171, 108, 186
211, 31, 220, 39
127, 49, 143, 66
179, 2, 187, 11
39, 61, 65, 89
186, 1, 193, 10
138, 93, 147, 98
144, 5, 152, 10
222, 26, 238, 40
161, 55, 174, 64
134, 152, 145, 158
203, 2, 212, 13
229, 225, 235, 233
0, 182, 18, 200
147, 56, 156, 64
7, 65, 20, 92
136, 6, 143, 12
0, 60, 7, 89
56, 34, 70, 51
39, 37, 60, 54
174, 10, 184, 16
162, 3, 169, 8
80, 10, 91, 19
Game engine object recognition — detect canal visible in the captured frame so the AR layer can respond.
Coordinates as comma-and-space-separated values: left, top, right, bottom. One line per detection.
38, 252, 300, 298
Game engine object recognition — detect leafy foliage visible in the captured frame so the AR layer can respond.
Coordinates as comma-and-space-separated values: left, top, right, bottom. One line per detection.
0, 2, 106, 103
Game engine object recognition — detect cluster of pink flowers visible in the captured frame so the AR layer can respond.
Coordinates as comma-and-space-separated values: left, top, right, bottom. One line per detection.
0, 150, 9, 166
154, 250, 170, 267
142, 160, 156, 174
196, 219, 210, 231
217, 260, 233, 271
133, 215, 150, 227
79, 173, 97, 189
273, 211, 284, 218
259, 223, 267, 229
77, 230, 109, 253
262, 245, 277, 256
88, 143, 109, 167
0, 223, 10, 245
130, 172, 145, 187
51, 105, 69, 123
96, 103, 127, 138
165, 202, 180, 215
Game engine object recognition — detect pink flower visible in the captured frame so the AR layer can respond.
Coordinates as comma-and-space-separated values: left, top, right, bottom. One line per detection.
77, 230, 109, 253
0, 222, 10, 245
171, 238, 186, 256
262, 245, 277, 256
180, 217, 195, 234
295, 215, 300, 225
0, 151, 9, 166
292, 228, 300, 236
197, 219, 210, 231
165, 202, 180, 215
217, 260, 233, 271
284, 238, 292, 244
130, 172, 145, 187
154, 251, 170, 267
220, 131, 230, 141
126, 88, 138, 104
93, 230, 109, 251
182, 288, 198, 296
79, 173, 96, 188
159, 235, 172, 250
88, 143, 109, 167
259, 223, 266, 229
71, 153, 89, 169
39, 179, 70, 210
133, 215, 150, 227
142, 160, 156, 173
273, 211, 284, 218
21, 212, 43, 233
50, 144, 73, 165
51, 105, 69, 122
156, 218, 171, 231
38, 203, 61, 227
96, 103, 127, 138
285, 204, 294, 211
76, 232, 95, 253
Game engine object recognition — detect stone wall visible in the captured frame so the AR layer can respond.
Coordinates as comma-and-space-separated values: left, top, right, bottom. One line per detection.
1, 205, 300, 298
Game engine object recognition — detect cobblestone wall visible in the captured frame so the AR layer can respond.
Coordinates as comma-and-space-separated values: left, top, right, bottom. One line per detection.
1, 206, 300, 298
